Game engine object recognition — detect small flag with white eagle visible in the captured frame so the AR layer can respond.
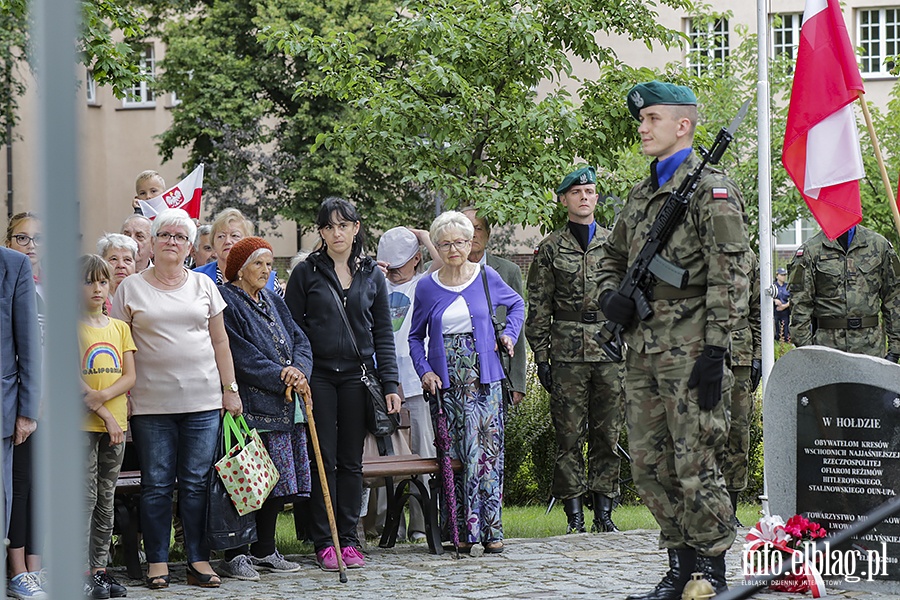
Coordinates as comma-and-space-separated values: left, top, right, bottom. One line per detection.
138, 164, 204, 220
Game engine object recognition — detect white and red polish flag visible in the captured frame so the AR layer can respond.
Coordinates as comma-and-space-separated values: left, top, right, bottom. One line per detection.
138, 164, 204, 220
782, 0, 865, 240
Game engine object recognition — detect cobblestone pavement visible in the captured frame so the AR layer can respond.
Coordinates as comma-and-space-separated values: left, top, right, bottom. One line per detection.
110, 530, 890, 600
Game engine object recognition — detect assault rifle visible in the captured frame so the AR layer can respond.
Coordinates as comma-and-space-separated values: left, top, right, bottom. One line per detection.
598, 100, 750, 362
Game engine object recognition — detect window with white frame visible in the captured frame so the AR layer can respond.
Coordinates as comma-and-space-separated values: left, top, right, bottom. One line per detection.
85, 69, 97, 105
771, 13, 802, 60
685, 17, 729, 76
858, 7, 900, 76
122, 45, 156, 107
775, 217, 818, 249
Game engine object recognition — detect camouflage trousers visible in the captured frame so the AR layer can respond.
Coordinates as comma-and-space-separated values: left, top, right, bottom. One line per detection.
720, 365, 753, 492
85, 431, 126, 569
625, 345, 736, 556
549, 361, 624, 499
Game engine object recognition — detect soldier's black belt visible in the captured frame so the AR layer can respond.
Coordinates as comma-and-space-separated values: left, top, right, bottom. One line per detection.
652, 284, 705, 300
554, 310, 599, 323
816, 316, 879, 330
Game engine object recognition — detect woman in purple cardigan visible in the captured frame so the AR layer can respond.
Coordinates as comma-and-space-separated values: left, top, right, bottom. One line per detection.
408, 211, 524, 553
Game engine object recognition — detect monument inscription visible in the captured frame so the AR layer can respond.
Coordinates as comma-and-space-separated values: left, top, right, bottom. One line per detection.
796, 382, 900, 580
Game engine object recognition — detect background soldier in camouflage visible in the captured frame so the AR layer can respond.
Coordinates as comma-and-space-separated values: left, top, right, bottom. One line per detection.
597, 81, 749, 599
788, 224, 900, 360
720, 251, 761, 526
526, 166, 625, 535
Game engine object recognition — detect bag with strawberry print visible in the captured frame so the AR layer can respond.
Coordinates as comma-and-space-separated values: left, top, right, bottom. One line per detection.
214, 413, 280, 516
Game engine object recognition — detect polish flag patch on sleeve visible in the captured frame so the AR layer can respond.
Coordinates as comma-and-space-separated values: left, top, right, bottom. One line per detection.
712, 187, 729, 199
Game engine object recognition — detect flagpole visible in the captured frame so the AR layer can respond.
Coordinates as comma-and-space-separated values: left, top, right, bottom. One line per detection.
857, 92, 900, 237
756, 0, 774, 519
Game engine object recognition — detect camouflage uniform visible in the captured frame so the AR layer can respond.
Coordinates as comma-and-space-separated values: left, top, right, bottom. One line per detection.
526, 226, 624, 500
597, 151, 749, 556
788, 225, 900, 357
720, 251, 761, 494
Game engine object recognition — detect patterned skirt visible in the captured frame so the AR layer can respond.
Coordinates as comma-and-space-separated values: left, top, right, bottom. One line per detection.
259, 422, 312, 499
436, 333, 504, 544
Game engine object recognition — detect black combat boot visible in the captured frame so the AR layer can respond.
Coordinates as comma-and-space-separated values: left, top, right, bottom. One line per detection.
591, 492, 619, 532
729, 491, 742, 527
695, 552, 728, 593
562, 497, 586, 534
625, 548, 696, 600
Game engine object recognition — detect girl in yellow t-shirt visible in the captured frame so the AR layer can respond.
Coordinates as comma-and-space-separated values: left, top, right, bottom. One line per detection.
79, 254, 136, 597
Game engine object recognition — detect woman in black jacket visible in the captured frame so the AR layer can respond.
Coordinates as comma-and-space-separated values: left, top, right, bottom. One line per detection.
284, 197, 400, 571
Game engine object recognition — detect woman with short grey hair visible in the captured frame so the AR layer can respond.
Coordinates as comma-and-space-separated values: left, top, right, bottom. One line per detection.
410, 210, 524, 554
112, 208, 239, 589
429, 211, 474, 247
97, 233, 139, 302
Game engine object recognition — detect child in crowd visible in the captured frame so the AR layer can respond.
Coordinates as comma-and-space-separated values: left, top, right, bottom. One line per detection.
78, 255, 136, 599
131, 170, 166, 213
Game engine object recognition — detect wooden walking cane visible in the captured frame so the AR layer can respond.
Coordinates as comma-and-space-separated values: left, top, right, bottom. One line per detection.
288, 385, 347, 583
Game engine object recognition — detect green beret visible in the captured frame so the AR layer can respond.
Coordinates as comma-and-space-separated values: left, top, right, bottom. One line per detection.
626, 80, 697, 121
555, 166, 596, 195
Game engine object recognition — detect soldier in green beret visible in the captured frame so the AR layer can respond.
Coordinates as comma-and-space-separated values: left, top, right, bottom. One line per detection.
597, 81, 750, 598
526, 165, 625, 535
788, 224, 900, 359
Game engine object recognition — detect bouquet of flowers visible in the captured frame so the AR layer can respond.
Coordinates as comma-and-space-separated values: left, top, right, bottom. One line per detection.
743, 513, 827, 597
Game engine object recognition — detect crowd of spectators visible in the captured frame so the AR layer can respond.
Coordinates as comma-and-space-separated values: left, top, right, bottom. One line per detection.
0, 168, 531, 598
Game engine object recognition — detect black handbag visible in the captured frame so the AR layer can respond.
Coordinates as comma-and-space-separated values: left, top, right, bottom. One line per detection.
326, 283, 400, 437
207, 420, 258, 551
480, 267, 512, 405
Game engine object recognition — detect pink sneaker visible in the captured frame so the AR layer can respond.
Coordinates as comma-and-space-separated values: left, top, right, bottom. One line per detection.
341, 546, 366, 568
315, 546, 339, 572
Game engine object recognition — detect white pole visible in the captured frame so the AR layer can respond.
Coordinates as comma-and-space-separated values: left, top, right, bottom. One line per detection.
757, 0, 775, 517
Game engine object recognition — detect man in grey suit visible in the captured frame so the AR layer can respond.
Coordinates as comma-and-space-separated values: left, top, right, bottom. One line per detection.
0, 246, 39, 534
461, 207, 526, 405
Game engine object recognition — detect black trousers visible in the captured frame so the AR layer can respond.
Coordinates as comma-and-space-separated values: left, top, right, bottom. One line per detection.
9, 434, 38, 554
307, 367, 368, 551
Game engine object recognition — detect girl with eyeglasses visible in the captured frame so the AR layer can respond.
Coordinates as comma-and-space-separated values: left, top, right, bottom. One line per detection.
4, 212, 46, 598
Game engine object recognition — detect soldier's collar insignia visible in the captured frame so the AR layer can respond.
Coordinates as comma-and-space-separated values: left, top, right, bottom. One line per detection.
630, 91, 644, 108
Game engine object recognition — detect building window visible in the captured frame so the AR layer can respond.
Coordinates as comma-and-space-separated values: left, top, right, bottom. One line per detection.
122, 45, 156, 107
858, 8, 900, 76
775, 217, 817, 249
85, 69, 97, 105
686, 17, 729, 76
771, 13, 802, 60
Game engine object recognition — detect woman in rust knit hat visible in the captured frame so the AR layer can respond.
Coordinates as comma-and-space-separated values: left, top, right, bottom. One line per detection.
217, 236, 314, 581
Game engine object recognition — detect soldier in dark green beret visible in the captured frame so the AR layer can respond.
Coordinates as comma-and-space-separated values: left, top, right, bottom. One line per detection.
526, 165, 625, 535
598, 81, 750, 598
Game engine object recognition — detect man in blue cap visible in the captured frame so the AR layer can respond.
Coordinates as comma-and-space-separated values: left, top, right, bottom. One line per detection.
526, 165, 625, 535
598, 81, 750, 598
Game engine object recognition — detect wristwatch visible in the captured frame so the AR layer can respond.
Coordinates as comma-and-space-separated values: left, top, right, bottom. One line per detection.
224, 381, 239, 393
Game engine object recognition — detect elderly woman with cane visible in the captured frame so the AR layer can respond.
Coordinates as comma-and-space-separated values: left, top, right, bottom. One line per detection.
409, 210, 524, 554
217, 237, 314, 582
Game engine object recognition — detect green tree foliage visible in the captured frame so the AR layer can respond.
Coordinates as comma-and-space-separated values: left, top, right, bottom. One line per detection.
0, 0, 147, 144
263, 0, 690, 232
152, 0, 433, 237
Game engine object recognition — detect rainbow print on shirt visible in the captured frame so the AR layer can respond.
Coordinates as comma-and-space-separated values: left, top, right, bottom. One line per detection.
82, 341, 122, 376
